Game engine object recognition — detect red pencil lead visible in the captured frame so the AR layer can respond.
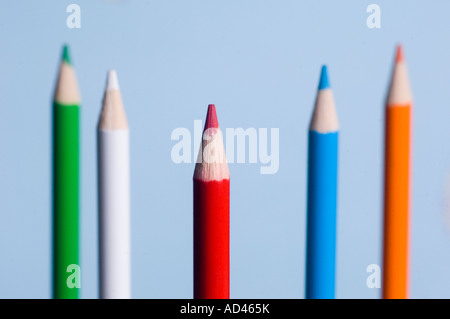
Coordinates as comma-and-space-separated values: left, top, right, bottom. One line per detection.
204, 104, 219, 130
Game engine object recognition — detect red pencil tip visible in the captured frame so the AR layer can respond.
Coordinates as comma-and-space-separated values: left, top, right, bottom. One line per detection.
204, 104, 219, 130
395, 44, 404, 63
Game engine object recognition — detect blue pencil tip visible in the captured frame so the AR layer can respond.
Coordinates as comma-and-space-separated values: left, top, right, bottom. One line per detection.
318, 65, 330, 90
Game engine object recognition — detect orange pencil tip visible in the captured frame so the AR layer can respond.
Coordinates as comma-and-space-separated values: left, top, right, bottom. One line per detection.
395, 44, 404, 63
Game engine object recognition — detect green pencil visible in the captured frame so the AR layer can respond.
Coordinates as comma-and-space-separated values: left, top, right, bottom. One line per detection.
52, 45, 80, 299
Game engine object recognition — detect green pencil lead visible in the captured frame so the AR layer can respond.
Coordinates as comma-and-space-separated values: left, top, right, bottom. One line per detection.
62, 45, 72, 65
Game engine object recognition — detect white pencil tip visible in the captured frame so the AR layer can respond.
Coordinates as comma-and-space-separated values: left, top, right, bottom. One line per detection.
106, 69, 120, 91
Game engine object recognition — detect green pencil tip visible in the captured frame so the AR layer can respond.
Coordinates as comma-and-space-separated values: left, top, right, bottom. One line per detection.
62, 45, 72, 65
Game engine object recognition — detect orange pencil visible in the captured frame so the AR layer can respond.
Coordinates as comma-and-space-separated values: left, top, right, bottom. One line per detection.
382, 45, 412, 299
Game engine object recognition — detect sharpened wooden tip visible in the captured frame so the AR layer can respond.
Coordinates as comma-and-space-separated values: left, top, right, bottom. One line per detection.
98, 70, 128, 130
194, 104, 229, 181
387, 45, 412, 106
54, 45, 80, 105
309, 67, 339, 133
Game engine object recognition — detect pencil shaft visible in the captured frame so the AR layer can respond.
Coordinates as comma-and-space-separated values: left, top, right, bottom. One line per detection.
52, 102, 80, 299
193, 179, 230, 299
305, 131, 338, 299
383, 106, 410, 298
98, 130, 131, 299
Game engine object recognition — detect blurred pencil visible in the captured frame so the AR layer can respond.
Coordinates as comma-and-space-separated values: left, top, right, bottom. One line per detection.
382, 45, 412, 299
98, 70, 131, 299
193, 104, 230, 299
52, 45, 80, 299
305, 65, 339, 299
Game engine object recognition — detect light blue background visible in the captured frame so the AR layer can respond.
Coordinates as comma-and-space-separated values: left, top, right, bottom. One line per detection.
1, 0, 450, 299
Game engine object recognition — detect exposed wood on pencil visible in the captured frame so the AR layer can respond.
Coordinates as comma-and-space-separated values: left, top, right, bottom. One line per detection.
98, 70, 128, 130
54, 46, 80, 105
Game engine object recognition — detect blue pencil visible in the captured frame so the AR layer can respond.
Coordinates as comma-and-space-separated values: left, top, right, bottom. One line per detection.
305, 65, 339, 299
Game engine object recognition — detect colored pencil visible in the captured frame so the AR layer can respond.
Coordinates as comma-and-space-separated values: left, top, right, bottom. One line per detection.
305, 65, 339, 299
382, 45, 412, 299
98, 70, 131, 299
193, 104, 230, 299
52, 45, 80, 299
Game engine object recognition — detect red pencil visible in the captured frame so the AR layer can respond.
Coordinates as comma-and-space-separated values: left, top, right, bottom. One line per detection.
193, 104, 230, 299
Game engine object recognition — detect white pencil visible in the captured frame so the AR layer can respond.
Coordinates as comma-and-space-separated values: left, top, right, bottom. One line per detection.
97, 70, 131, 299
